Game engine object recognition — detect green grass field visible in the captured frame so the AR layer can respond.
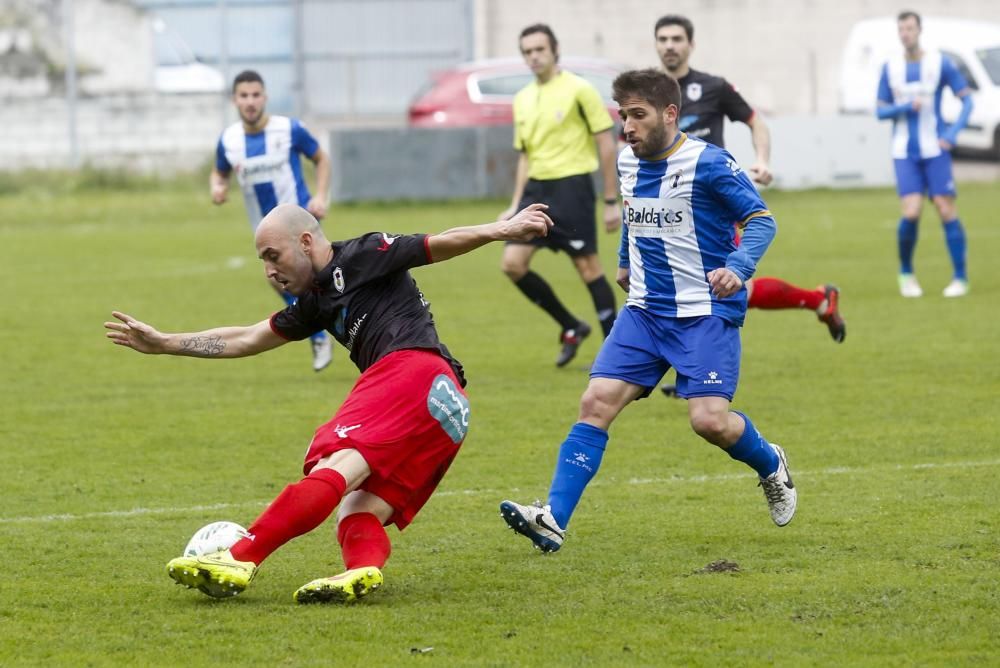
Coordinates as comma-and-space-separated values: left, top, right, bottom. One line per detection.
1, 175, 998, 666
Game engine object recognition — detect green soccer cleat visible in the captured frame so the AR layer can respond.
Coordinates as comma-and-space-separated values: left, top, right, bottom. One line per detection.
293, 567, 384, 604
166, 549, 257, 599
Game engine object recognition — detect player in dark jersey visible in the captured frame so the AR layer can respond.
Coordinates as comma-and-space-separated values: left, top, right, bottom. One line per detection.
654, 15, 846, 397
105, 202, 553, 604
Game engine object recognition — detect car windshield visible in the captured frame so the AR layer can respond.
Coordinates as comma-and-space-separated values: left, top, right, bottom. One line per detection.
477, 73, 533, 97
153, 21, 196, 67
977, 47, 1000, 85
477, 69, 617, 103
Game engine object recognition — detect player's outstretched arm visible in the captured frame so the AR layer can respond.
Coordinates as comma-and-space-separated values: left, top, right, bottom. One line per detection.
427, 203, 553, 262
746, 115, 773, 186
306, 148, 331, 220
210, 168, 230, 205
104, 311, 287, 358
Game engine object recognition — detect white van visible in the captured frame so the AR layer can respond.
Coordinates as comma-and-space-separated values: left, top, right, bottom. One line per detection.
839, 16, 1000, 158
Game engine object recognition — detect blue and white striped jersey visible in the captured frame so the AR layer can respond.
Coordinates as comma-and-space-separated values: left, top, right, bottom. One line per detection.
877, 51, 968, 160
617, 133, 774, 326
216, 115, 320, 228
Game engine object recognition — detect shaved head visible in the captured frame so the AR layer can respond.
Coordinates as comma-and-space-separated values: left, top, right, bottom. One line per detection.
255, 204, 331, 296
256, 203, 323, 244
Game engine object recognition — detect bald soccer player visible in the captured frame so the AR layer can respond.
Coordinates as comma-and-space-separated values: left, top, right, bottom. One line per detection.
106, 202, 553, 604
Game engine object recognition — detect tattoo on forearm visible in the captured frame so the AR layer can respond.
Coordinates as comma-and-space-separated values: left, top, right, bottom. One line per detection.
179, 336, 226, 356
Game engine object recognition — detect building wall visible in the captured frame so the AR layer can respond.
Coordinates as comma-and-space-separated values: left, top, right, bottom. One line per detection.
475, 0, 1000, 115
0, 93, 221, 171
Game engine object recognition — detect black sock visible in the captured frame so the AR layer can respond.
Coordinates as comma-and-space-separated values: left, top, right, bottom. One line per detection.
586, 276, 617, 337
514, 271, 578, 330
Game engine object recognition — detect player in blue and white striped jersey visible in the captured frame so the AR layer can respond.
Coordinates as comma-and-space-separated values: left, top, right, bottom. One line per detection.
211, 70, 333, 371
877, 10, 973, 299
500, 70, 796, 553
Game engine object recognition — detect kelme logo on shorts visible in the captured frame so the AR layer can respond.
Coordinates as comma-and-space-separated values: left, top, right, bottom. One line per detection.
427, 374, 470, 444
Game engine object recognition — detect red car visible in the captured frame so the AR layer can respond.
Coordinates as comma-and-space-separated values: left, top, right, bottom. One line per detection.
408, 57, 624, 127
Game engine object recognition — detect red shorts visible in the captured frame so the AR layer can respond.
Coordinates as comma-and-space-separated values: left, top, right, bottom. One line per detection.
304, 349, 470, 530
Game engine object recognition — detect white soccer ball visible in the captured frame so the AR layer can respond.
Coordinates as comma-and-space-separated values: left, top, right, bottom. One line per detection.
183, 521, 250, 557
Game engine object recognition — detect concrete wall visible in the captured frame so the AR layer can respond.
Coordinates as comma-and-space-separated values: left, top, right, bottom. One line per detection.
328, 115, 894, 202
725, 116, 894, 190
0, 93, 222, 171
330, 126, 518, 202
474, 0, 1000, 116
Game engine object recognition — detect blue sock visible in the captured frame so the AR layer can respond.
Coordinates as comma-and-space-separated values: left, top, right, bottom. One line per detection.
897, 217, 919, 274
546, 422, 608, 528
942, 219, 967, 281
280, 291, 326, 343
725, 412, 779, 478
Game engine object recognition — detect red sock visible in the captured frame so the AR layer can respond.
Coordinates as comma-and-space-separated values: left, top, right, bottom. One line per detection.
230, 468, 347, 565
748, 277, 823, 310
337, 512, 392, 570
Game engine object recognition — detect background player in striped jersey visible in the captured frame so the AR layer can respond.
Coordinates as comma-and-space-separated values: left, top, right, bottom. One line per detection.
654, 14, 846, 397
500, 69, 796, 553
877, 10, 973, 298
500, 24, 621, 368
211, 70, 334, 371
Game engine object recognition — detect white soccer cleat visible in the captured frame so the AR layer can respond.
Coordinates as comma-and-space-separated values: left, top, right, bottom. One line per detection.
311, 336, 333, 372
500, 500, 565, 553
759, 444, 797, 527
898, 273, 923, 298
942, 279, 969, 298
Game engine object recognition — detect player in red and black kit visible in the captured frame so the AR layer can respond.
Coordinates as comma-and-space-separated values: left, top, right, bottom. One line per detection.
105, 202, 553, 604
654, 15, 846, 396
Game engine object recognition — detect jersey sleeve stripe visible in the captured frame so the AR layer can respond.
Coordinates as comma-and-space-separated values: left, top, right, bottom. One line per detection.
268, 313, 293, 340
422, 235, 433, 263
738, 209, 773, 227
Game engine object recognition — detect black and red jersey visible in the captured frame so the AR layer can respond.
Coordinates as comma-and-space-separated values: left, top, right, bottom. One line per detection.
270, 232, 466, 386
676, 68, 754, 149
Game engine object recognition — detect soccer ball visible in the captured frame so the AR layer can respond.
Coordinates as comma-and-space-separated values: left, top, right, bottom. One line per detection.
183, 521, 250, 557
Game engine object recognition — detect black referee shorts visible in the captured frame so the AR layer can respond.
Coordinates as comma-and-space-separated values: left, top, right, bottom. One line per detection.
512, 174, 597, 257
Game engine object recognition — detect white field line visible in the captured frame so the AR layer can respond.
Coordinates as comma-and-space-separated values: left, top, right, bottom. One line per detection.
3, 458, 999, 525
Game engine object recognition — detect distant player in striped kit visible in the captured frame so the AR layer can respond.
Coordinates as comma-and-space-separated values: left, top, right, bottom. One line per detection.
500, 70, 796, 554
211, 69, 334, 370
877, 10, 973, 298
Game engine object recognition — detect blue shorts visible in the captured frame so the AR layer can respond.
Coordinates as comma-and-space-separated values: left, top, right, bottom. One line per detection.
590, 307, 741, 400
894, 153, 956, 199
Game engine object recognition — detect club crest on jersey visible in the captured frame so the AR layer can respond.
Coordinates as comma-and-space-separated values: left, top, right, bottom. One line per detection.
686, 83, 702, 101
333, 267, 345, 292
668, 168, 684, 189
376, 233, 399, 252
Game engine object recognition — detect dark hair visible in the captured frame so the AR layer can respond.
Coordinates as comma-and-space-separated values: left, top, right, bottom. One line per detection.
654, 14, 694, 41
232, 69, 264, 93
612, 68, 682, 112
519, 23, 559, 57
897, 10, 921, 27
